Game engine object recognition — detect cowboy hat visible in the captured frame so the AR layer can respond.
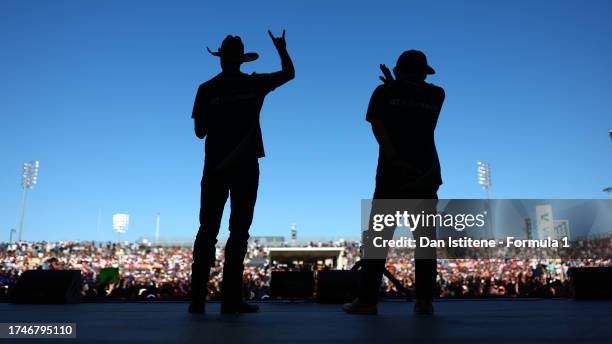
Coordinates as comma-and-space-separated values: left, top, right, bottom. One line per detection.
207, 35, 259, 63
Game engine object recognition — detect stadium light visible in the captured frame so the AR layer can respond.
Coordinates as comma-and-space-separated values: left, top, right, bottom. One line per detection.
9, 228, 16, 243
17, 160, 40, 241
155, 212, 160, 243
477, 161, 492, 199
477, 161, 495, 239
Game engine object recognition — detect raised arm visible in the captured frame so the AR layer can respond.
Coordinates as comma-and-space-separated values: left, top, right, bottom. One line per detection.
267, 30, 295, 84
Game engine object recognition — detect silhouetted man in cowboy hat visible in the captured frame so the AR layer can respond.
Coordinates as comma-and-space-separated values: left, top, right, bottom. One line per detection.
343, 50, 445, 316
189, 31, 294, 314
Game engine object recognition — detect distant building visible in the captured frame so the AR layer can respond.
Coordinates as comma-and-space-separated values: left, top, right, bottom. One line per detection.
553, 220, 571, 240
536, 204, 555, 240
249, 236, 286, 247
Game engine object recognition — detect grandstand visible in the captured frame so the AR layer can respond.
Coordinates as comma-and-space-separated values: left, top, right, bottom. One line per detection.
1, 237, 610, 301
1, 239, 612, 343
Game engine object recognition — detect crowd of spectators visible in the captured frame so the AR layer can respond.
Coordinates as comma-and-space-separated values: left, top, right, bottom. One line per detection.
0, 237, 609, 301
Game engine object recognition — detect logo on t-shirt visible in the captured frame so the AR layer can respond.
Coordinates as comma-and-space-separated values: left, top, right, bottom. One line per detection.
210, 92, 258, 105
388, 98, 441, 112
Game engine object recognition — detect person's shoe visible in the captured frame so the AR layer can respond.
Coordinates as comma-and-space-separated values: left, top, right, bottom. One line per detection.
188, 300, 205, 314
414, 298, 434, 315
342, 298, 378, 315
220, 300, 260, 314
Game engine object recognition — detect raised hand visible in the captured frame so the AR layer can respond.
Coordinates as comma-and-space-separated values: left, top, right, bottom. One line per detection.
379, 64, 394, 84
268, 30, 287, 51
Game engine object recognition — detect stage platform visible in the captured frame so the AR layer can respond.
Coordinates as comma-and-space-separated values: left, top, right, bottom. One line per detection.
0, 299, 611, 343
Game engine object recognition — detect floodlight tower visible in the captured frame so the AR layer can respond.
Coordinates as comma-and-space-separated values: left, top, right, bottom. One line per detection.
477, 161, 494, 238
605, 129, 611, 198
17, 160, 40, 241
155, 212, 160, 243
9, 228, 17, 243
477, 161, 492, 199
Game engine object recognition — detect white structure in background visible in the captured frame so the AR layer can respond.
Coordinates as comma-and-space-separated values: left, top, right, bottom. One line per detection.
290, 223, 297, 244
477, 161, 492, 198
112, 213, 130, 242
553, 220, 570, 240
18, 160, 40, 241
536, 204, 554, 240
249, 236, 285, 247
155, 212, 161, 243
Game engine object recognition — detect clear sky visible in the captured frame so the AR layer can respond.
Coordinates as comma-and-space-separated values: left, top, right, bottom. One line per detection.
1, 1, 611, 242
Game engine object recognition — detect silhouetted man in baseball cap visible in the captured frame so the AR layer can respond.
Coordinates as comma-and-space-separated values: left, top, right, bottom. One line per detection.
344, 50, 445, 316
189, 31, 294, 314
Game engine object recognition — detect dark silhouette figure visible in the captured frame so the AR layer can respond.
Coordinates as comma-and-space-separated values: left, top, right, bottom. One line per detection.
343, 50, 445, 315
189, 31, 294, 314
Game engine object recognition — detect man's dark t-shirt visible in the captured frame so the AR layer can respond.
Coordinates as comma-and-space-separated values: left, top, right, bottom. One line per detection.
366, 80, 445, 187
192, 71, 283, 168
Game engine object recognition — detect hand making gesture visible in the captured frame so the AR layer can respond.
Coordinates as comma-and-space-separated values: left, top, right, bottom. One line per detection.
268, 29, 287, 51
379, 64, 395, 84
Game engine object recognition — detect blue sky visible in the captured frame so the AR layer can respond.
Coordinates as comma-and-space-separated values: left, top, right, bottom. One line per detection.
1, 1, 611, 242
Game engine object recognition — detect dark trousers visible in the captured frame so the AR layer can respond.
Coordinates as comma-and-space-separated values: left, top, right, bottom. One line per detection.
359, 179, 438, 303
191, 160, 259, 303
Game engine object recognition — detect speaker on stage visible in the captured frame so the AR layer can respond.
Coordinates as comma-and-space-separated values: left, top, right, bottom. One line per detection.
9, 270, 82, 304
316, 270, 359, 303
568, 267, 612, 300
270, 271, 314, 299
